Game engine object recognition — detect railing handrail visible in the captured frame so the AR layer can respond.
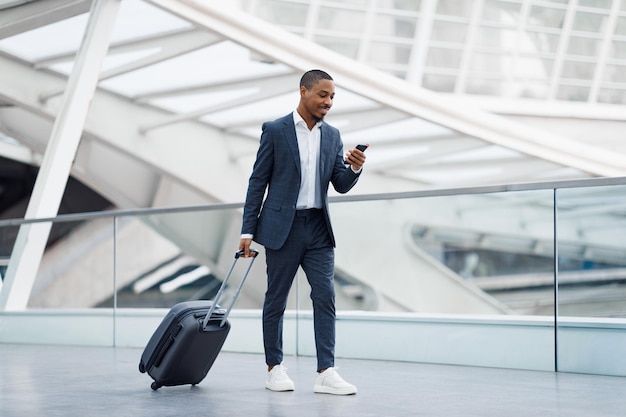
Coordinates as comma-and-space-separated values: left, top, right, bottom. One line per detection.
2, 175, 626, 227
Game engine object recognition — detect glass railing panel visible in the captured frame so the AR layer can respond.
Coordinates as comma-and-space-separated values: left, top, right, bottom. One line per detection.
556, 185, 626, 375
330, 189, 556, 316
556, 185, 626, 319
13, 218, 115, 309
0, 223, 19, 285
114, 207, 264, 309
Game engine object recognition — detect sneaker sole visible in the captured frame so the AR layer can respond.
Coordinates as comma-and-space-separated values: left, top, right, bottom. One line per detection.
313, 385, 357, 395
266, 383, 295, 392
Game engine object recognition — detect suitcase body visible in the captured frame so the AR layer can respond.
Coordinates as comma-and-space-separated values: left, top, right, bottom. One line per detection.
139, 250, 258, 390
138, 300, 230, 390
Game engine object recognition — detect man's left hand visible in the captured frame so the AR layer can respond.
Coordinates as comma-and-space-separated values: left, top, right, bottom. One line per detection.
345, 144, 368, 171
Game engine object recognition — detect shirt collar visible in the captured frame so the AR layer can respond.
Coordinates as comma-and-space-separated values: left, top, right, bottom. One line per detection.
293, 110, 322, 129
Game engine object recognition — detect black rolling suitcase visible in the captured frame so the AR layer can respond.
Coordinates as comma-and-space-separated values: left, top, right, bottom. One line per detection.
139, 249, 259, 390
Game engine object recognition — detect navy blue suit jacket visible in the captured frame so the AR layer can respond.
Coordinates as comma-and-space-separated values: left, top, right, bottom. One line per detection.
242, 113, 360, 250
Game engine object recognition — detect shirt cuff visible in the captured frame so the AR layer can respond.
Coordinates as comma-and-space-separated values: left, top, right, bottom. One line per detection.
351, 166, 363, 174
241, 233, 253, 239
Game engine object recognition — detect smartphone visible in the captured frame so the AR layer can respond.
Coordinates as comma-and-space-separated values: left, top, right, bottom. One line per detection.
356, 144, 368, 152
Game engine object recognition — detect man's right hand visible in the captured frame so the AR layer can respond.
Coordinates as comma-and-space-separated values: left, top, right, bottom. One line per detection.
239, 237, 254, 257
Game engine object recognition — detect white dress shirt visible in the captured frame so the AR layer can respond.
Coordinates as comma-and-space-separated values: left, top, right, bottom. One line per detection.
293, 110, 322, 210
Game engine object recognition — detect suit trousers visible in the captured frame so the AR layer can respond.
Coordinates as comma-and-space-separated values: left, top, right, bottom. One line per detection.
262, 208, 335, 372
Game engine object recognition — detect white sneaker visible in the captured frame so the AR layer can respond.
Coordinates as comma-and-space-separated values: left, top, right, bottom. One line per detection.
265, 364, 295, 391
314, 367, 357, 395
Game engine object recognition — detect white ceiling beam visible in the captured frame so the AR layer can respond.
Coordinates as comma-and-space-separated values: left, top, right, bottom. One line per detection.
139, 81, 294, 133
134, 71, 298, 102
326, 108, 409, 133
38, 28, 222, 102
365, 137, 484, 171
0, 0, 90, 40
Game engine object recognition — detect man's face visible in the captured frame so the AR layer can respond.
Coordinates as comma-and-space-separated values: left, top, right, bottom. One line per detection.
300, 79, 335, 122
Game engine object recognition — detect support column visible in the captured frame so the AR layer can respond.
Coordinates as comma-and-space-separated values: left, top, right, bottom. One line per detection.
0, 0, 121, 310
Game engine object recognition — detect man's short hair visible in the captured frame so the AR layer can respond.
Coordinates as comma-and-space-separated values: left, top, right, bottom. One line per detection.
300, 69, 333, 90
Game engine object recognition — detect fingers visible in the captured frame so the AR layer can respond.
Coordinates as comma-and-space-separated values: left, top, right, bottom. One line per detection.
239, 238, 253, 257
345, 146, 367, 170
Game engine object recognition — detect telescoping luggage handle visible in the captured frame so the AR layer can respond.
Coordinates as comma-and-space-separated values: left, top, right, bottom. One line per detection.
203, 249, 259, 330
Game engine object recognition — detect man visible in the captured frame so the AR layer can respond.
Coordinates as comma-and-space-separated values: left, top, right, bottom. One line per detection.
239, 69, 367, 395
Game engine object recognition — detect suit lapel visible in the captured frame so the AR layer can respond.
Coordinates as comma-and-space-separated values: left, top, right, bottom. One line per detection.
318, 123, 331, 179
284, 113, 301, 175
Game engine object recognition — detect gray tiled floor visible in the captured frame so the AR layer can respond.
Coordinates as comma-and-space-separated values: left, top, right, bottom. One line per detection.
1, 343, 625, 417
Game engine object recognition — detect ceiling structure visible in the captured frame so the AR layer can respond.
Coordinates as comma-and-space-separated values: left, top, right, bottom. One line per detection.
0, 0, 625, 205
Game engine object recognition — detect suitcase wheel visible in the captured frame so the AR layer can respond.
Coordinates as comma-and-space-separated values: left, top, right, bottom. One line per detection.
138, 361, 146, 373
151, 382, 162, 391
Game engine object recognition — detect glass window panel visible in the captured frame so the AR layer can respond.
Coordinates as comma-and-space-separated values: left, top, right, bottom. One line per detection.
425, 47, 463, 69
526, 31, 561, 54
604, 64, 626, 82
516, 79, 549, 99
470, 52, 505, 73
561, 60, 597, 79
317, 7, 366, 33
423, 73, 457, 92
615, 17, 626, 36
611, 40, 626, 59
465, 77, 503, 95
315, 36, 359, 59
381, 0, 422, 11
482, 0, 522, 25
368, 42, 412, 65
572, 11, 608, 33
476, 27, 517, 48
254, 0, 309, 26
567, 36, 601, 57
527, 6, 567, 29
555, 85, 590, 101
436, 0, 473, 17
335, 0, 369, 5
578, 0, 613, 9
372, 15, 416, 38
431, 21, 469, 42
597, 87, 626, 104
394, 44, 412, 65
516, 55, 553, 79
391, 69, 408, 79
